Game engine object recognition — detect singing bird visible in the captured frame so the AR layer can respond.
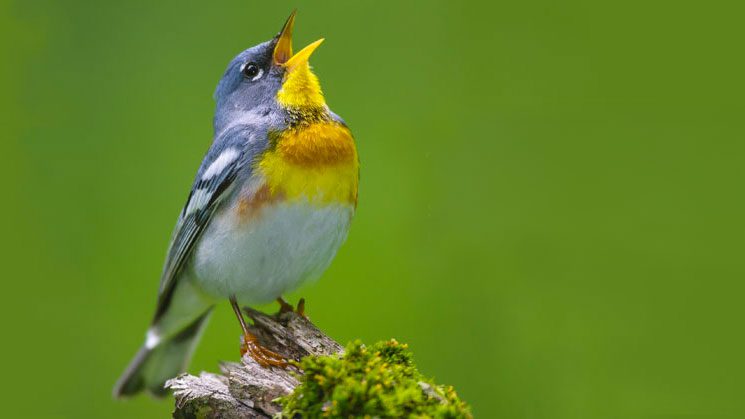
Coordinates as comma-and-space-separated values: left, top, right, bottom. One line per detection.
114, 11, 358, 397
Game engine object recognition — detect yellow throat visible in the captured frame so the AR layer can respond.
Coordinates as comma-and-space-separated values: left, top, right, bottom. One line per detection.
258, 27, 358, 207
277, 60, 325, 109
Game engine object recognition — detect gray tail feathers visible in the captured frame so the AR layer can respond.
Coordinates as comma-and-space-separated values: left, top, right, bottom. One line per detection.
113, 309, 213, 398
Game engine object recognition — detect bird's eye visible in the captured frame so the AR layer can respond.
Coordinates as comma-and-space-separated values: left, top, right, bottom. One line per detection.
242, 62, 262, 80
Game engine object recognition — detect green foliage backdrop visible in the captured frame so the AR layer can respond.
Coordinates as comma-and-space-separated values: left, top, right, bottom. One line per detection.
2, 0, 744, 417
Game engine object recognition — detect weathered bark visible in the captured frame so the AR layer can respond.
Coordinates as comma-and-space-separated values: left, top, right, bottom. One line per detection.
166, 308, 343, 418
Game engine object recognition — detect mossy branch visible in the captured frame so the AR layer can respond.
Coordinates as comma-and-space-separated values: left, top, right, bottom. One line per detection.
165, 309, 470, 418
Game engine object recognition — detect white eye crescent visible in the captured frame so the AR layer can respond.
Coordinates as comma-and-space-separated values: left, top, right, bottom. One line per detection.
241, 62, 263, 81
251, 68, 264, 81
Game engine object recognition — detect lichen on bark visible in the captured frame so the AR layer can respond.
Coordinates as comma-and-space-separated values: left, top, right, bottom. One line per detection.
278, 339, 472, 418
167, 310, 471, 418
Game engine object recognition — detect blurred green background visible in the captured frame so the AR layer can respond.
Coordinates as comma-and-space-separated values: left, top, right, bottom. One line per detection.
2, 0, 744, 417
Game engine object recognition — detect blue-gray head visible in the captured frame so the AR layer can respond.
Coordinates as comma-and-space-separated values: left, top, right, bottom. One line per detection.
213, 11, 327, 131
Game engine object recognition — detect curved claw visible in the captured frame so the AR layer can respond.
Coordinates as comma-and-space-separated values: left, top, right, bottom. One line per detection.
276, 297, 294, 314
276, 297, 307, 317
240, 333, 288, 368
296, 298, 306, 317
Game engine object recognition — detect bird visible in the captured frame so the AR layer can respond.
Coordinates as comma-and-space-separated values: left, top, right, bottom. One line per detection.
113, 11, 358, 398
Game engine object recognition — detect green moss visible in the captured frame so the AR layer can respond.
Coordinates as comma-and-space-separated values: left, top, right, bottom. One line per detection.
277, 339, 472, 418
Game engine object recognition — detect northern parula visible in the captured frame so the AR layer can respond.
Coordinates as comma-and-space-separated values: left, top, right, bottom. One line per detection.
113, 11, 358, 397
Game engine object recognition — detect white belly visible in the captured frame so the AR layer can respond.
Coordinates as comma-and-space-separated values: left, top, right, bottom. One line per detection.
191, 199, 354, 304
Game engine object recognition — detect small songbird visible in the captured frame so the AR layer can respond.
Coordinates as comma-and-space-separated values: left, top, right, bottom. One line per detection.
114, 11, 358, 397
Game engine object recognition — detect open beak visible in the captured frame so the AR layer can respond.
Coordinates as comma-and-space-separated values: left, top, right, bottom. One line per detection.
273, 10, 295, 65
273, 10, 324, 71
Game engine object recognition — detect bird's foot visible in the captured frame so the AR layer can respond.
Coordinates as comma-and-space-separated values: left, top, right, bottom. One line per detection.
276, 297, 307, 317
296, 297, 306, 317
240, 333, 288, 368
276, 297, 294, 314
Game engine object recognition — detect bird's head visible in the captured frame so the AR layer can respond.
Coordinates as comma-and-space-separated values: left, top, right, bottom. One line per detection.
214, 11, 327, 128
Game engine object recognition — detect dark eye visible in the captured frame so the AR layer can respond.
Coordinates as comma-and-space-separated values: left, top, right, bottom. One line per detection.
242, 62, 260, 79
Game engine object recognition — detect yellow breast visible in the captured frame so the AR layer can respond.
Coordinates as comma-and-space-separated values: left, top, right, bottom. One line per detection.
258, 121, 359, 206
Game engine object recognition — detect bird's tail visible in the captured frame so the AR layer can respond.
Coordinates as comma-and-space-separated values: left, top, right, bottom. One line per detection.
113, 309, 213, 398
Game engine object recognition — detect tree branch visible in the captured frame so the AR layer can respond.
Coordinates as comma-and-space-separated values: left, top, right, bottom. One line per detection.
166, 309, 343, 418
